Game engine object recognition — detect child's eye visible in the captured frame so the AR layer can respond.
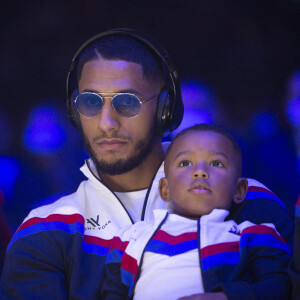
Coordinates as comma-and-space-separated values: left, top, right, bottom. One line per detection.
179, 160, 192, 167
210, 160, 224, 168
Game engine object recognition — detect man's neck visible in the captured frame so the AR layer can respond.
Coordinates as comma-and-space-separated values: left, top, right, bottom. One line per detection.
99, 145, 165, 192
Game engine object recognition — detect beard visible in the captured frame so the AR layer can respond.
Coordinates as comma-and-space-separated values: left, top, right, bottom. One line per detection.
83, 122, 157, 176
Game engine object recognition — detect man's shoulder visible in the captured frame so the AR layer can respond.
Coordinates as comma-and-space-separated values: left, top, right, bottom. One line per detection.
228, 178, 294, 249
26, 186, 85, 221
8, 183, 89, 247
5, 189, 86, 255
245, 178, 287, 209
230, 178, 290, 220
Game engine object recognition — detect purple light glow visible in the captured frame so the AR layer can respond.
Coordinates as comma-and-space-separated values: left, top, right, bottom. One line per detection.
23, 105, 67, 154
286, 97, 300, 127
0, 156, 21, 201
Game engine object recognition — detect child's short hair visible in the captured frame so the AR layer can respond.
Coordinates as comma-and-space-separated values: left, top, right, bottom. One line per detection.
165, 123, 243, 177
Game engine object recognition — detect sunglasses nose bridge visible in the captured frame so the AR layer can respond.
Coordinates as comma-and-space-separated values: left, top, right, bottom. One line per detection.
101, 95, 122, 115
96, 98, 120, 131
99, 96, 117, 113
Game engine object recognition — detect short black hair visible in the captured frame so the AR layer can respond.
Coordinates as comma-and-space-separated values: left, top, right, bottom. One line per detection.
165, 123, 243, 177
76, 34, 164, 85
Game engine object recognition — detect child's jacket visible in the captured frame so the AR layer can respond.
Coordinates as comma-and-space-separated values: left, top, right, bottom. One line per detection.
103, 209, 291, 300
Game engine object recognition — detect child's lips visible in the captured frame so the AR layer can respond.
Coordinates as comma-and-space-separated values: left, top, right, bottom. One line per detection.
189, 181, 212, 193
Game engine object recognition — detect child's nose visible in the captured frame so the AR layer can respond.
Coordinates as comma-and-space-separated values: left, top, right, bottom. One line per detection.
192, 163, 208, 179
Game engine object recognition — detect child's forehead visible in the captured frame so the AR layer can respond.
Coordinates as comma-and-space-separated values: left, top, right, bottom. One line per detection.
168, 130, 234, 158
178, 130, 221, 141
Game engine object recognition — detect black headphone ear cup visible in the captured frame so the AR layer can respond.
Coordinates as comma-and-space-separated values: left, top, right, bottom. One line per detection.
67, 89, 80, 129
156, 90, 172, 137
156, 88, 184, 137
169, 90, 184, 132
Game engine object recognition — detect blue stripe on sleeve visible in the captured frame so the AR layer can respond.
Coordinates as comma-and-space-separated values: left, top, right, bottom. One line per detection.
7, 221, 84, 251
295, 205, 300, 217
121, 268, 135, 288
82, 242, 110, 256
245, 191, 286, 209
240, 233, 291, 254
105, 248, 124, 264
202, 252, 240, 271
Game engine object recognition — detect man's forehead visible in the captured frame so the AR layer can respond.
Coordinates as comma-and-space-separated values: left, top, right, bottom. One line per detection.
80, 58, 144, 78
78, 58, 152, 94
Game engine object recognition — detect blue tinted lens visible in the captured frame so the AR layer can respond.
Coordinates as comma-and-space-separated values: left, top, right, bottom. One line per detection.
112, 94, 141, 118
75, 93, 103, 117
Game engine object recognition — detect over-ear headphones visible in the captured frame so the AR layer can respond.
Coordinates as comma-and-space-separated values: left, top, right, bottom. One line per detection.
66, 28, 183, 137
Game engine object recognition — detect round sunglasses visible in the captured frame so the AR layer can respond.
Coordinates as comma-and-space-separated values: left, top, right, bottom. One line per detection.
75, 92, 158, 119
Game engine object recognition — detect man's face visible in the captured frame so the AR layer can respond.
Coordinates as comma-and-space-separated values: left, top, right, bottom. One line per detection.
78, 57, 162, 175
160, 131, 241, 219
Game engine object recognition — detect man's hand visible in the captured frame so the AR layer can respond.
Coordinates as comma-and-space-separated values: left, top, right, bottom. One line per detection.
178, 292, 228, 300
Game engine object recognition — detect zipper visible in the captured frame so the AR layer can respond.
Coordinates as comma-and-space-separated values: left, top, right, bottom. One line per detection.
140, 160, 164, 221
197, 218, 205, 292
86, 159, 134, 224
127, 211, 169, 300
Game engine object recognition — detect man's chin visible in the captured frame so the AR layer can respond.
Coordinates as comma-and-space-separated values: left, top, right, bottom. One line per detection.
94, 157, 138, 176
83, 119, 157, 177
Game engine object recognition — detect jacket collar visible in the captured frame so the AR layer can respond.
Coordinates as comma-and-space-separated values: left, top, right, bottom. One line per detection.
79, 141, 171, 187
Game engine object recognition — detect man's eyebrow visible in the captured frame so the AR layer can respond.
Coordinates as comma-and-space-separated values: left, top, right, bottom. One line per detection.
81, 89, 99, 93
117, 88, 142, 95
81, 88, 142, 95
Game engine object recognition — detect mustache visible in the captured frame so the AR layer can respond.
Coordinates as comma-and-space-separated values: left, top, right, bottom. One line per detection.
92, 132, 131, 143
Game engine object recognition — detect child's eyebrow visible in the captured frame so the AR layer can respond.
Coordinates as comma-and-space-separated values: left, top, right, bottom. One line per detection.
209, 151, 229, 160
172, 150, 229, 161
173, 151, 192, 161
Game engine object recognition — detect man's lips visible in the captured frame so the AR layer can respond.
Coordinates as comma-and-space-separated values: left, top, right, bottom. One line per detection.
95, 139, 128, 150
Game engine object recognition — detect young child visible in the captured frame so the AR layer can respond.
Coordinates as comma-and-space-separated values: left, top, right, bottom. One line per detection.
102, 124, 291, 300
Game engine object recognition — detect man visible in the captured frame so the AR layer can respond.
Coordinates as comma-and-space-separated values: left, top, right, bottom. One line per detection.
0, 29, 293, 299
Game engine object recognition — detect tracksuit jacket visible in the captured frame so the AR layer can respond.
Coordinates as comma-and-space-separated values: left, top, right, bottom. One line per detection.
0, 158, 294, 300
290, 196, 300, 300
103, 209, 291, 300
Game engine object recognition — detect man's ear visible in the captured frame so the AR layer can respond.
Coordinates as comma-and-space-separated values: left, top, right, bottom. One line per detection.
159, 177, 171, 202
233, 178, 248, 204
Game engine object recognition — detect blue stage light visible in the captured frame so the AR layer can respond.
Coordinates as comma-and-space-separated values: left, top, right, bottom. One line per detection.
286, 97, 300, 127
0, 156, 21, 201
169, 80, 216, 138
250, 110, 279, 138
23, 105, 67, 154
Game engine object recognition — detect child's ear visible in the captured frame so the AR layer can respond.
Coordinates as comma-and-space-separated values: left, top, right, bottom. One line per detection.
159, 177, 171, 202
233, 178, 248, 204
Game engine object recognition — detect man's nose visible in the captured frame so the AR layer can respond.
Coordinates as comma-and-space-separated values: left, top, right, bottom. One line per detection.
192, 163, 209, 179
97, 101, 119, 132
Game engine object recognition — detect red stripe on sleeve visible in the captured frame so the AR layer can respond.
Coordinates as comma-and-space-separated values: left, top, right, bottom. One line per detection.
18, 213, 85, 232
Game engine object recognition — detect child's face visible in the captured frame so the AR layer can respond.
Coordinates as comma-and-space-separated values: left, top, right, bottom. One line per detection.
159, 130, 247, 219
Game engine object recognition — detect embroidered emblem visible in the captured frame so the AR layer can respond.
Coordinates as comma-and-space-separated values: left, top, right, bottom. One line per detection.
85, 214, 112, 231
228, 225, 241, 235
